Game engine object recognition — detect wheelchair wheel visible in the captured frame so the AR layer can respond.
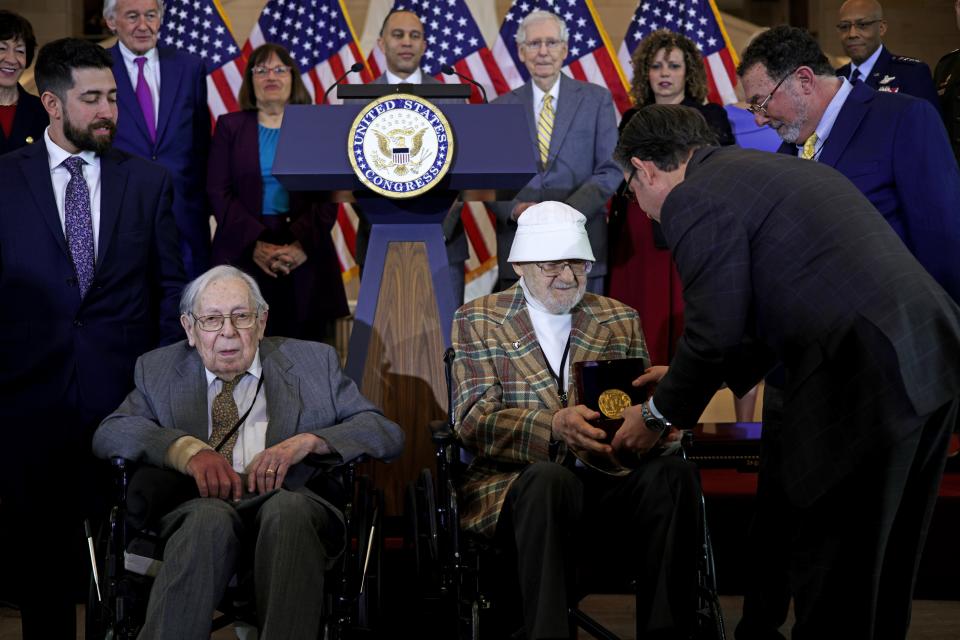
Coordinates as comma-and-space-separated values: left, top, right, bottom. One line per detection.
695, 516, 726, 640
406, 468, 441, 593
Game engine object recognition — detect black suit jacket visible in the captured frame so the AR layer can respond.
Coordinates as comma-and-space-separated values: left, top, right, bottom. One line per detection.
0, 142, 186, 429
652, 146, 960, 507
0, 84, 47, 155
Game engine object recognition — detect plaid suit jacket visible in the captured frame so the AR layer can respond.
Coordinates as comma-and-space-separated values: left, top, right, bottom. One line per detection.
452, 285, 648, 536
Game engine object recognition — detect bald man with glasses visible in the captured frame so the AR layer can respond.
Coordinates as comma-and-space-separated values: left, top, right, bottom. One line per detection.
833, 0, 940, 111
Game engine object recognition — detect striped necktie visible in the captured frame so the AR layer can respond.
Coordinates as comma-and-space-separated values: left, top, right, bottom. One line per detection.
801, 132, 819, 160
210, 376, 242, 463
537, 94, 554, 166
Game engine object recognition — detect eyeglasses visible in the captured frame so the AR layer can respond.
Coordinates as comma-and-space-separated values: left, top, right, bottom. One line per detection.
521, 39, 565, 52
746, 67, 799, 116
190, 312, 259, 332
835, 19, 882, 33
617, 166, 638, 200
536, 261, 593, 277
252, 65, 291, 77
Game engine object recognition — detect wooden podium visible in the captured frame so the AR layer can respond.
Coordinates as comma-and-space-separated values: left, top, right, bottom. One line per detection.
273, 99, 535, 512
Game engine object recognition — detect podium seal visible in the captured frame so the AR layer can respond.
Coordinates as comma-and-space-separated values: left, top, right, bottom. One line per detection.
348, 94, 454, 199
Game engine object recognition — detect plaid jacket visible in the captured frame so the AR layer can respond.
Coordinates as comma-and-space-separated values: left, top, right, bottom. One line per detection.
452, 285, 648, 537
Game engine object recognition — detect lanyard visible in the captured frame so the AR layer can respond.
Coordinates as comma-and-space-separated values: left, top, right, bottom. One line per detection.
540, 336, 572, 407
212, 374, 265, 453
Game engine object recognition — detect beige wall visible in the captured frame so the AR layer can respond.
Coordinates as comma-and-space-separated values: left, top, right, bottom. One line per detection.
809, 0, 959, 70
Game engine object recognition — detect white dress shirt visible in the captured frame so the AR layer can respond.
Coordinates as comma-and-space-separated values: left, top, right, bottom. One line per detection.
386, 68, 423, 84
117, 41, 161, 129
44, 128, 102, 259
204, 350, 269, 473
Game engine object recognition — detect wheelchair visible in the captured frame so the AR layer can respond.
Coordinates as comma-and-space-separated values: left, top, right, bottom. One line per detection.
406, 348, 726, 639
85, 454, 383, 639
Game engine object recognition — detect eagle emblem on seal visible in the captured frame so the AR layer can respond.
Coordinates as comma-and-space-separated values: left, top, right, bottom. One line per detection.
372, 127, 431, 176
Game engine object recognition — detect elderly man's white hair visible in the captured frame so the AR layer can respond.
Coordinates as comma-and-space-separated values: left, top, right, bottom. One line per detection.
103, 0, 165, 19
179, 265, 269, 316
515, 9, 569, 44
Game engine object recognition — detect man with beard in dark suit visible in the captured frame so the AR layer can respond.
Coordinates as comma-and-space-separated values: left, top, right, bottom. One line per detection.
0, 38, 185, 638
613, 104, 960, 639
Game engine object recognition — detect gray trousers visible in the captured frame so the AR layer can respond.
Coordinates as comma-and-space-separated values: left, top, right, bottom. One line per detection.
139, 490, 342, 640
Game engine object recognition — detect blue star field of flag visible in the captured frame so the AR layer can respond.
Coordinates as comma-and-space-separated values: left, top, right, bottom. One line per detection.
499, 0, 605, 76
390, 0, 487, 75
159, 0, 240, 71
625, 0, 725, 56
257, 0, 356, 69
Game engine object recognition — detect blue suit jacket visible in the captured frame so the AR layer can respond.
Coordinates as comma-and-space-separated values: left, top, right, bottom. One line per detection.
777, 82, 960, 301
0, 142, 186, 427
489, 75, 621, 278
110, 45, 211, 279
836, 46, 940, 113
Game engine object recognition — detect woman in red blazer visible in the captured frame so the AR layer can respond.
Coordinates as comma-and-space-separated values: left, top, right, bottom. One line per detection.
207, 44, 348, 342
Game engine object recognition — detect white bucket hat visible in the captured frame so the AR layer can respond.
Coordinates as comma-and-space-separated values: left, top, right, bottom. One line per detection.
506, 201, 596, 263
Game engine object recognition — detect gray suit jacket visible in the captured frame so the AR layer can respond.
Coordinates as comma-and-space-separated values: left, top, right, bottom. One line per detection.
652, 146, 960, 507
489, 75, 622, 279
92, 337, 404, 493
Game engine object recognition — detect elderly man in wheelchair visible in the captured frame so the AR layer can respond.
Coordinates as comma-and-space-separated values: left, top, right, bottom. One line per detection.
92, 265, 404, 639
452, 202, 701, 640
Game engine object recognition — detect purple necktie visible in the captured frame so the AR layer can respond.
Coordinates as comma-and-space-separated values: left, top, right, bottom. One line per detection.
850, 69, 862, 85
135, 57, 157, 143
63, 157, 95, 298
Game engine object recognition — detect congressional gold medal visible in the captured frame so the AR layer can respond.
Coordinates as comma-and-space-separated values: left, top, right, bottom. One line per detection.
598, 389, 631, 419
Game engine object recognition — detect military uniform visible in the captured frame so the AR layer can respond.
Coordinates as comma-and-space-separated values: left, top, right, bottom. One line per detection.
836, 46, 940, 112
935, 48, 960, 165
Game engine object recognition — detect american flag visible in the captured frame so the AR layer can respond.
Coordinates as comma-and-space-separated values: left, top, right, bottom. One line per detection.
618, 0, 738, 105
245, 0, 373, 105
493, 0, 632, 115
158, 0, 243, 120
366, 0, 509, 104
159, 0, 374, 284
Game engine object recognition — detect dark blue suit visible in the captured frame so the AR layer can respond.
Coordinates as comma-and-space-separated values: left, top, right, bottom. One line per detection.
110, 45, 211, 279
836, 46, 940, 113
0, 140, 185, 637
777, 82, 960, 301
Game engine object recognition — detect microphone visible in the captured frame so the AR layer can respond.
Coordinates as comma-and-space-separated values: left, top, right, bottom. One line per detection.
322, 62, 365, 103
440, 64, 487, 103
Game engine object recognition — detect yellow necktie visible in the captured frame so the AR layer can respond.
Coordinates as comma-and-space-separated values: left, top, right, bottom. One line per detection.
537, 94, 554, 166
801, 132, 819, 160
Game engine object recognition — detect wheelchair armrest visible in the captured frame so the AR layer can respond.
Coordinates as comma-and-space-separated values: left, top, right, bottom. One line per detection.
429, 419, 455, 444
303, 452, 359, 470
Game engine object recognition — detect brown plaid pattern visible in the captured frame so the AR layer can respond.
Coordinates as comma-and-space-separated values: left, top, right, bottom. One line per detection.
452, 285, 649, 537
209, 376, 241, 462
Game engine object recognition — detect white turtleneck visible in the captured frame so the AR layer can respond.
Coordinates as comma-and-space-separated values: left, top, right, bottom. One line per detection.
519, 277, 573, 391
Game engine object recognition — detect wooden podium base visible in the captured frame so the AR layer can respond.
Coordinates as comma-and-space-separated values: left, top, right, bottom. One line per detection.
346, 226, 456, 514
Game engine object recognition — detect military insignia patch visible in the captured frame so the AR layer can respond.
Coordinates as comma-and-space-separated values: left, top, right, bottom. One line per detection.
879, 75, 896, 85
348, 94, 455, 199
